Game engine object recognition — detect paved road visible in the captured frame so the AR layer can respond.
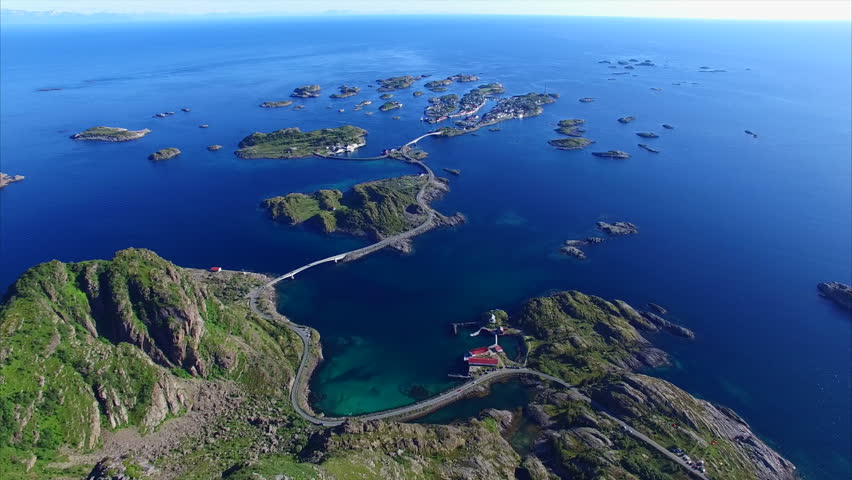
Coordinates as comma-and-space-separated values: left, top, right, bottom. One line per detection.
245, 132, 708, 479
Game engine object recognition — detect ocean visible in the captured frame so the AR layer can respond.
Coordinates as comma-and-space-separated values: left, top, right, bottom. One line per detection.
1, 16, 849, 478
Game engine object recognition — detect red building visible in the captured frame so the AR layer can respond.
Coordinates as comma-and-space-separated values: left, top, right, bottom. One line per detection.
209, 267, 222, 272
467, 357, 499, 367
469, 346, 490, 356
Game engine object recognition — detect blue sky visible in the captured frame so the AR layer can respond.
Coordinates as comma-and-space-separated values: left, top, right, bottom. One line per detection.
2, 0, 851, 21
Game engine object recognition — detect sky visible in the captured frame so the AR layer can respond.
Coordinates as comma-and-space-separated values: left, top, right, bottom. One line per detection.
1, 0, 851, 21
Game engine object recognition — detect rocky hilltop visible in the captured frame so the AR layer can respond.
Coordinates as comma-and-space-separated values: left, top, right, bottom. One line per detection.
514, 291, 796, 480
262, 175, 463, 248
0, 249, 299, 478
71, 126, 151, 142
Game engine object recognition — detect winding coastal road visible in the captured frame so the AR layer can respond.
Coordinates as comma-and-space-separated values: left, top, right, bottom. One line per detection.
245, 132, 709, 480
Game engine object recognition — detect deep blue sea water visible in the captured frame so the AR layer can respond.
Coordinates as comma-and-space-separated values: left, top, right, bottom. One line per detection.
1, 16, 849, 479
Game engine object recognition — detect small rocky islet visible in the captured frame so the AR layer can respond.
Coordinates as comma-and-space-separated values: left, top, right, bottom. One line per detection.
638, 143, 660, 153
148, 147, 181, 161
71, 126, 151, 142
330, 85, 360, 98
376, 74, 425, 92
207, 144, 223, 151
260, 100, 294, 108
592, 150, 631, 159
379, 100, 403, 112
290, 84, 322, 98
0, 172, 25, 189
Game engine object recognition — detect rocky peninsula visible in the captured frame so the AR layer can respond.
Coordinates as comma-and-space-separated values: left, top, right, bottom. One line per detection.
0, 172, 25, 189
817, 282, 852, 310
291, 84, 322, 98
71, 126, 151, 142
148, 147, 181, 161
235, 125, 367, 159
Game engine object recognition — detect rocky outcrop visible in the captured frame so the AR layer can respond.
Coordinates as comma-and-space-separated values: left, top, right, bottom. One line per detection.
592, 150, 630, 159
302, 419, 520, 479
0, 172, 25, 188
818, 281, 852, 310
290, 84, 321, 98
597, 221, 638, 235
617, 116, 636, 124
591, 374, 797, 480
148, 147, 181, 161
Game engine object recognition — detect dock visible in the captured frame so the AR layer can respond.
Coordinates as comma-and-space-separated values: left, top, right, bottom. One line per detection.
451, 321, 479, 335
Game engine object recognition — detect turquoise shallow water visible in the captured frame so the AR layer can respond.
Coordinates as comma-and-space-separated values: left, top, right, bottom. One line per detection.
1, 16, 850, 478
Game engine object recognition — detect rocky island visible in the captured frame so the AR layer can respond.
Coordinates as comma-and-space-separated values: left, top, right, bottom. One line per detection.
207, 144, 223, 151
592, 150, 631, 159
817, 282, 852, 310
376, 75, 424, 92
379, 100, 403, 112
290, 84, 322, 98
260, 100, 294, 108
638, 143, 660, 153
148, 147, 181, 161
555, 118, 586, 136
235, 125, 367, 159
0, 172, 25, 188
578, 97, 595, 103
617, 116, 636, 124
330, 85, 360, 98
662, 123, 675, 129
548, 137, 595, 150
636, 132, 659, 138
70, 126, 151, 142
262, 175, 463, 249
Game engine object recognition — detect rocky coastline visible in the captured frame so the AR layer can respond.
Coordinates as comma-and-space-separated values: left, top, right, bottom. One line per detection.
0, 172, 25, 189
71, 126, 151, 142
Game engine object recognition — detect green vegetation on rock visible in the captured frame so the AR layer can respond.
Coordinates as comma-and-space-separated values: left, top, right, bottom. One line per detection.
263, 175, 428, 240
548, 137, 594, 150
329, 85, 360, 98
379, 101, 403, 112
291, 85, 321, 98
0, 249, 300, 477
70, 126, 151, 142
555, 118, 586, 136
376, 75, 422, 92
148, 147, 181, 161
235, 125, 367, 159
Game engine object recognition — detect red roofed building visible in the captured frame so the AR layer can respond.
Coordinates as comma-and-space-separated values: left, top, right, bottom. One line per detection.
467, 357, 499, 367
490, 345, 504, 354
469, 346, 490, 356
210, 267, 222, 273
